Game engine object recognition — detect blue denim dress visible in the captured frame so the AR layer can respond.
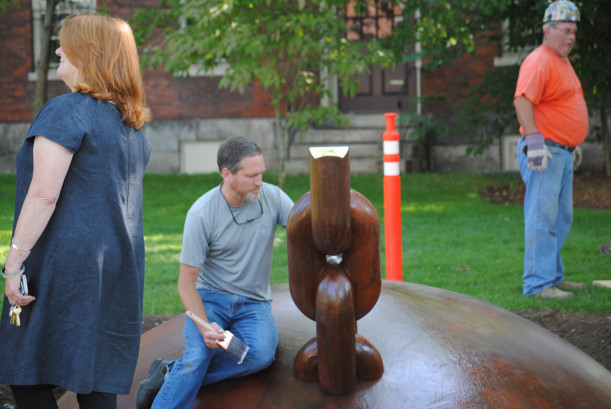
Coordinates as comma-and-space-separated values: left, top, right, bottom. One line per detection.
0, 92, 151, 394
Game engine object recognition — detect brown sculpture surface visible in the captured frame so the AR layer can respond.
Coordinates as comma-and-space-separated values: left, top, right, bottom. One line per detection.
58, 282, 611, 408
287, 147, 384, 395
57, 148, 611, 408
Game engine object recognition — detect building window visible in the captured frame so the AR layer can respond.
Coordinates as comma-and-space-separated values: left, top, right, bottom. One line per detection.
345, 0, 401, 41
494, 17, 539, 67
30, 0, 96, 75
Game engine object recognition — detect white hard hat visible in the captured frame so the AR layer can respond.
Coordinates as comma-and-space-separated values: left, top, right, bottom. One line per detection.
543, 1, 580, 23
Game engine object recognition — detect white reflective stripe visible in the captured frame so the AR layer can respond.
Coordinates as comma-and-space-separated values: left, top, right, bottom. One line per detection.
384, 161, 400, 176
309, 146, 349, 159
383, 140, 399, 155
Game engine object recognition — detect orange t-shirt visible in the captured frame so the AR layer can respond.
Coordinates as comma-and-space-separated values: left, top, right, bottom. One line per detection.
514, 45, 588, 146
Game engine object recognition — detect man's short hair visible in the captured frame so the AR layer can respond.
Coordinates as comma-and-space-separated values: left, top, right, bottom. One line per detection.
217, 136, 262, 174
543, 22, 556, 33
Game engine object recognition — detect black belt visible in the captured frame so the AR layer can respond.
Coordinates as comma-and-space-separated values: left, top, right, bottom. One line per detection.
544, 139, 575, 152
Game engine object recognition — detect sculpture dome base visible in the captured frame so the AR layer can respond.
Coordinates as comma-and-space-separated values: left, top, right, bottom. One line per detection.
59, 281, 611, 408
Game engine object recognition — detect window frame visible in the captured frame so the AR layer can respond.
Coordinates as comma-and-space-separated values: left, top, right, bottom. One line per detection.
29, 0, 96, 81
494, 18, 539, 67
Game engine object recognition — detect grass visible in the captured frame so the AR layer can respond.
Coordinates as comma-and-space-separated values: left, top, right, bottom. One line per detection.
1, 172, 609, 316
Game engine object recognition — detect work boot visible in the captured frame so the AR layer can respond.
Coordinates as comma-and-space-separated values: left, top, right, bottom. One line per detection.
532, 286, 574, 299
136, 358, 170, 409
558, 279, 587, 291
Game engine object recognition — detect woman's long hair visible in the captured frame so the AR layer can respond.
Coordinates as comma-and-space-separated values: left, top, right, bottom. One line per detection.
58, 13, 151, 130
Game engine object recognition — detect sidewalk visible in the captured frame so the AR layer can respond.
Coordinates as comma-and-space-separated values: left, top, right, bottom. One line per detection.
592, 280, 611, 289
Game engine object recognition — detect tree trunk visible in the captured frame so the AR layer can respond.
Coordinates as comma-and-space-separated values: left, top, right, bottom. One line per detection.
275, 109, 287, 191
601, 104, 610, 177
33, 0, 57, 115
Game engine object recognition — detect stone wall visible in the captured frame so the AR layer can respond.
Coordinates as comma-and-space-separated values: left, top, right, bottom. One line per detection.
2, 116, 606, 175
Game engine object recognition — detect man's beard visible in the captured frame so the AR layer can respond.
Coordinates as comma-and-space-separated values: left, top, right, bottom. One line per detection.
230, 185, 259, 203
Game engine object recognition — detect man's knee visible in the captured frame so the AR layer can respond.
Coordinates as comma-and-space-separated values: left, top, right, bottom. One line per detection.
246, 342, 277, 370
177, 345, 215, 376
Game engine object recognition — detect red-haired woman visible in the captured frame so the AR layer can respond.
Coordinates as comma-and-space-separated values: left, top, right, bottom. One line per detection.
1, 13, 151, 409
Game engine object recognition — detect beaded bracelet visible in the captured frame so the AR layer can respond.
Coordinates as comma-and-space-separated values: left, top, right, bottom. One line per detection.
1, 265, 25, 279
11, 239, 32, 252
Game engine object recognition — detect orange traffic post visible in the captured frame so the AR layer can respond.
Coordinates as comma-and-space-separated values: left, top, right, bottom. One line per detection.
382, 113, 403, 281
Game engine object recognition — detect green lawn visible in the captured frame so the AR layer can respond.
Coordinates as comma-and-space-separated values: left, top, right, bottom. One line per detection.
1, 172, 609, 316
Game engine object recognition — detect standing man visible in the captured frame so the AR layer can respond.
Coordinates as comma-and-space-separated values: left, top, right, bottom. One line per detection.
136, 136, 294, 408
514, 0, 588, 299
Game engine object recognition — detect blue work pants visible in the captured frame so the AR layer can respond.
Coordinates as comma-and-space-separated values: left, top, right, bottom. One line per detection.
517, 137, 574, 296
152, 287, 278, 409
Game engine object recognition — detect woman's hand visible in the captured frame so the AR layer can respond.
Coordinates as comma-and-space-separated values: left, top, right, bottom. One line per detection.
4, 274, 36, 307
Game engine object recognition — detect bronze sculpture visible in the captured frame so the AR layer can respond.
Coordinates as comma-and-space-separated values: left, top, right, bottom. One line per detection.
287, 147, 384, 395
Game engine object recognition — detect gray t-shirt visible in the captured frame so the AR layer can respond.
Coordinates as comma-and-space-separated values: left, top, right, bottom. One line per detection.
180, 182, 294, 301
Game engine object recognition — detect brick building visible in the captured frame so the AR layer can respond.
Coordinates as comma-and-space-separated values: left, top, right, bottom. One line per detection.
1, 1, 604, 174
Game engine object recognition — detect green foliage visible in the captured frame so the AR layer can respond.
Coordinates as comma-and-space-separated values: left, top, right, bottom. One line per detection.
130, 0, 402, 189
457, 64, 521, 155
0, 0, 20, 13
573, 1, 611, 109
125, 0, 610, 159
385, 0, 513, 70
487, 0, 611, 110
372, 1, 516, 146
2, 173, 609, 316
374, 0, 610, 157
131, 0, 390, 137
397, 110, 446, 143
444, 0, 611, 154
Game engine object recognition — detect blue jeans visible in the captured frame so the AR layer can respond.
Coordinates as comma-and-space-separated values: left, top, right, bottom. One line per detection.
151, 287, 278, 409
517, 137, 574, 296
